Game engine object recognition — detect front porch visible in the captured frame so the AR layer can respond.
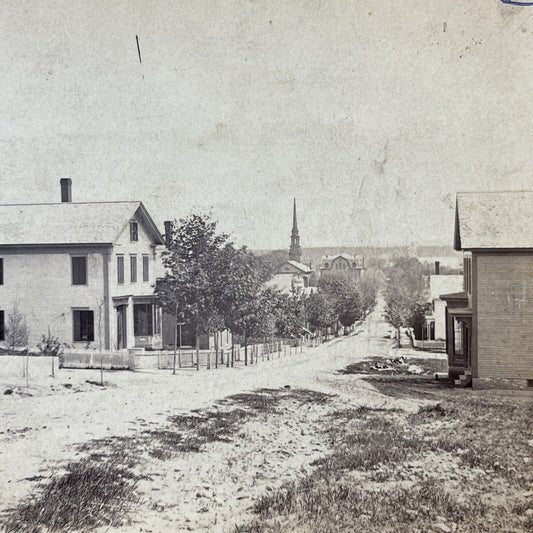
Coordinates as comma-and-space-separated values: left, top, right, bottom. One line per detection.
113, 296, 162, 350
441, 291, 472, 380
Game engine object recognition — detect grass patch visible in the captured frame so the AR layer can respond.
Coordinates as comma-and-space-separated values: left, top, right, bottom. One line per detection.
411, 396, 533, 486
3, 459, 138, 532
315, 410, 425, 473
237, 477, 502, 533
235, 385, 533, 533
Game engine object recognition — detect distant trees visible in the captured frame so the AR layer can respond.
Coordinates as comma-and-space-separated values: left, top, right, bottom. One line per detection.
357, 268, 382, 314
305, 274, 365, 339
383, 257, 428, 347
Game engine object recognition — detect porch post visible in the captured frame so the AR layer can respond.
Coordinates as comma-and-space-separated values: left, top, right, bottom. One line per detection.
126, 296, 135, 348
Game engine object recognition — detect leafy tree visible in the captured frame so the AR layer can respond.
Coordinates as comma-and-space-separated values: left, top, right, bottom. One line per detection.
384, 257, 428, 347
305, 291, 334, 339
338, 291, 363, 331
156, 214, 228, 369
318, 274, 363, 335
357, 268, 382, 314
275, 291, 306, 341
215, 244, 272, 364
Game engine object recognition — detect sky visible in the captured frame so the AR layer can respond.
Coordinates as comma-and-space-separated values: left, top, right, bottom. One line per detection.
1, 0, 533, 249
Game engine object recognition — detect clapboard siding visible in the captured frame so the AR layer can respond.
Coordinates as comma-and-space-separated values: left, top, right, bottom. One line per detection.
0, 247, 107, 348
476, 253, 533, 379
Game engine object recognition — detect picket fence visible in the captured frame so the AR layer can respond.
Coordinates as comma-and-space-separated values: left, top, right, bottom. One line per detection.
61, 337, 323, 371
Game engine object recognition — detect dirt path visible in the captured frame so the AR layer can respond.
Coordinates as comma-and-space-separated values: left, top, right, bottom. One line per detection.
0, 300, 438, 531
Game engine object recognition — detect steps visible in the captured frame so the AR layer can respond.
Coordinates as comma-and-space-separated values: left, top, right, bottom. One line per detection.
454, 370, 472, 388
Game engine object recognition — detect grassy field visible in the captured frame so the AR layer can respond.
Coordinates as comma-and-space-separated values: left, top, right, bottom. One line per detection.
234, 362, 533, 533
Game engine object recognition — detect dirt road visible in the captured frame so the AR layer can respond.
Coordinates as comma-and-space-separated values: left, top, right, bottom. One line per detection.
0, 301, 441, 532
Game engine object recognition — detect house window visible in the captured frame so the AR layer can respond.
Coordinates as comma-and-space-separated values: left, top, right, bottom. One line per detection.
72, 256, 87, 285
142, 255, 149, 282
0, 310, 4, 341
130, 221, 138, 241
117, 255, 124, 284
130, 255, 137, 282
134, 303, 154, 336
0, 258, 3, 285
73, 310, 94, 342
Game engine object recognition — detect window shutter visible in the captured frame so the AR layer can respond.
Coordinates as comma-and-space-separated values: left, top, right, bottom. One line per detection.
117, 256, 124, 284
0, 258, 3, 285
130, 256, 137, 282
143, 255, 149, 281
73, 311, 81, 341
87, 311, 95, 341
0, 310, 4, 341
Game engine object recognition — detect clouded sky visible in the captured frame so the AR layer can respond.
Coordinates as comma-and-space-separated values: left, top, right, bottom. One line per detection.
1, 0, 532, 249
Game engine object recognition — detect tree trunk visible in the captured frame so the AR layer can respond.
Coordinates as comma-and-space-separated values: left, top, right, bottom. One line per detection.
396, 326, 401, 348
173, 316, 178, 375
244, 332, 248, 366
214, 330, 218, 369
195, 326, 200, 371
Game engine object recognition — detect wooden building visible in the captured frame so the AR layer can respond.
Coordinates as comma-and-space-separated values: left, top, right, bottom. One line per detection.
0, 179, 165, 351
443, 191, 533, 389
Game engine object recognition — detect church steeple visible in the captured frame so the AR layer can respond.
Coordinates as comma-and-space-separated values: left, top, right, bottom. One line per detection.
289, 198, 302, 263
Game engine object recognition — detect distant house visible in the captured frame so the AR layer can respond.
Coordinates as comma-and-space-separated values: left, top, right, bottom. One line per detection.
0, 179, 164, 351
269, 259, 313, 293
443, 191, 533, 389
319, 253, 364, 280
424, 265, 463, 342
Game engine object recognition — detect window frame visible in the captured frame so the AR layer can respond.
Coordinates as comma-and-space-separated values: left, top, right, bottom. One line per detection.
73, 309, 94, 342
130, 254, 137, 283
71, 255, 88, 286
117, 254, 124, 284
130, 220, 139, 242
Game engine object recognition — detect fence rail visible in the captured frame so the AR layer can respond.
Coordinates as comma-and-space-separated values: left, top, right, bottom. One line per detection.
45, 336, 324, 372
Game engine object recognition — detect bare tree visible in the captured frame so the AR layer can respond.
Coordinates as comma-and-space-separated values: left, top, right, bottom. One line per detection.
5, 305, 29, 353
96, 299, 105, 386
5, 305, 30, 386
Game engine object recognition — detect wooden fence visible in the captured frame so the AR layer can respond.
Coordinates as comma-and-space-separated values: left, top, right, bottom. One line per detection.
58, 336, 323, 372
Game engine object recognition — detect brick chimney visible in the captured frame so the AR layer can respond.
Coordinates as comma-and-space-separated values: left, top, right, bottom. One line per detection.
60, 178, 72, 202
435, 261, 440, 275
164, 221, 173, 247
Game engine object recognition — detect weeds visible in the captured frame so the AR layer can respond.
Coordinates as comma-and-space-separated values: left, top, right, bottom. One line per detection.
3, 459, 138, 532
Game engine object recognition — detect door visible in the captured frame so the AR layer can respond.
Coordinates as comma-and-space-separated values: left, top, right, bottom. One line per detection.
117, 305, 127, 349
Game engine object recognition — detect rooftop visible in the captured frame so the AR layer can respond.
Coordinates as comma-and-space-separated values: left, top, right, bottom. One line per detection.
0, 201, 164, 246
455, 191, 533, 250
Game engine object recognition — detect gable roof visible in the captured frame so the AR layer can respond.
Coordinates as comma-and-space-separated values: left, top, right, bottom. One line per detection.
320, 253, 363, 267
0, 201, 164, 247
429, 275, 463, 301
276, 260, 313, 274
455, 191, 533, 250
